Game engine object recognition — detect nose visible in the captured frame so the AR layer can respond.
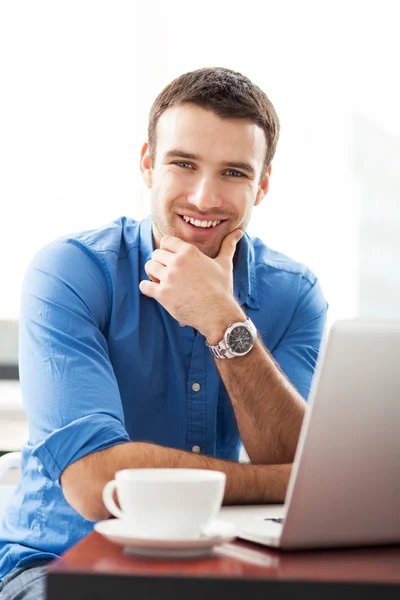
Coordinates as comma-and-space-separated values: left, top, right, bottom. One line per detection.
187, 177, 222, 211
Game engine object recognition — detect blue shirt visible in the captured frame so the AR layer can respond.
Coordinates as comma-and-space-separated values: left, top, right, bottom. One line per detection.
0, 215, 327, 579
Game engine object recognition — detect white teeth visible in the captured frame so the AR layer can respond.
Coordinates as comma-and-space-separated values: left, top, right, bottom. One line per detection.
181, 215, 221, 228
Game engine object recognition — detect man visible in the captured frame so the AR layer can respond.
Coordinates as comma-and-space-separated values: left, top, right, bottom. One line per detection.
0, 67, 327, 598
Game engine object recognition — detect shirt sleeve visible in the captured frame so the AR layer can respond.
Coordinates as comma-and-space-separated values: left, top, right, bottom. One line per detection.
19, 238, 130, 483
272, 277, 328, 400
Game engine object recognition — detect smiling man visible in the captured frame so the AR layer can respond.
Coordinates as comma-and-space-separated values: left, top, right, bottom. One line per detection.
0, 67, 327, 599
144, 102, 269, 259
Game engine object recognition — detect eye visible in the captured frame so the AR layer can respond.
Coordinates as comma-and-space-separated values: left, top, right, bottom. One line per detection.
174, 161, 194, 169
225, 169, 245, 178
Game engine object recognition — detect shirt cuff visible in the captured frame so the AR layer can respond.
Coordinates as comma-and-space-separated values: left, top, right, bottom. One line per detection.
31, 414, 130, 483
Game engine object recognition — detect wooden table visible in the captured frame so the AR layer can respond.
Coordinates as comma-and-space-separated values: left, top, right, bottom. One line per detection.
47, 531, 400, 600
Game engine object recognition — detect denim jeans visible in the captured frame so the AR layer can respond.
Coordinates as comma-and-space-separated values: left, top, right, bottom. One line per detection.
0, 561, 53, 600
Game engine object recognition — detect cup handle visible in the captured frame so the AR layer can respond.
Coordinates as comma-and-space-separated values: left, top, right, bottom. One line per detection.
102, 480, 124, 519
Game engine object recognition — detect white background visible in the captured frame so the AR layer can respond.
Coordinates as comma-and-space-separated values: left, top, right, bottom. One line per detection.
1, 0, 399, 325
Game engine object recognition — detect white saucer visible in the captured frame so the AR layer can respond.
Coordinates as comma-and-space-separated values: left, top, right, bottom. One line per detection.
94, 519, 237, 558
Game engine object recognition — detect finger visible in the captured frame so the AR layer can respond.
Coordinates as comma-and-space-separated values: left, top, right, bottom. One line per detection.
145, 260, 166, 282
160, 234, 191, 253
139, 279, 160, 299
152, 248, 174, 266
216, 229, 243, 265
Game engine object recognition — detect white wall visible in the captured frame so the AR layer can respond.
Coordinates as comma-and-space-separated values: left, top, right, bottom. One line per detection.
1, 0, 399, 326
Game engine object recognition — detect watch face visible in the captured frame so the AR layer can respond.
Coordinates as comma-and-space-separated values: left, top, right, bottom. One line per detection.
227, 325, 254, 355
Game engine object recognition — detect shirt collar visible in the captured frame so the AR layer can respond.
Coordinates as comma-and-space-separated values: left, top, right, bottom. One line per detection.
233, 233, 259, 310
139, 216, 259, 310
139, 216, 156, 271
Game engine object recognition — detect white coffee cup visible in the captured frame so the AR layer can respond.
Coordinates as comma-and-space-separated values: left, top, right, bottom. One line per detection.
102, 468, 226, 540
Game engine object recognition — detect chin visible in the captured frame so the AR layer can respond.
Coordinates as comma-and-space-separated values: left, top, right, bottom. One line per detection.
194, 241, 221, 259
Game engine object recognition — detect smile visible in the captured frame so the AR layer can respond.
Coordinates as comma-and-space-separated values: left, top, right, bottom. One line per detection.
181, 215, 222, 228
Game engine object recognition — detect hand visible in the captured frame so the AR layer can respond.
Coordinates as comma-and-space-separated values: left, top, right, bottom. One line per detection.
139, 229, 244, 339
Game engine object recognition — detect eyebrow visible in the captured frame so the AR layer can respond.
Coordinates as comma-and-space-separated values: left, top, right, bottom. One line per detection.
164, 149, 256, 177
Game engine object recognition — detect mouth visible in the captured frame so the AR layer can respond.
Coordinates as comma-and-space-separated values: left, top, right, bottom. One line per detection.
178, 214, 226, 230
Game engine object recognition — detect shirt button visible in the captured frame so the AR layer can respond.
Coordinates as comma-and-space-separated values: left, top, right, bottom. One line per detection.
179, 322, 186, 327
192, 445, 201, 453
192, 383, 201, 392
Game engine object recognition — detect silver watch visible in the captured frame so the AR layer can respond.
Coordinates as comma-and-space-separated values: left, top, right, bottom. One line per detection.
206, 318, 257, 359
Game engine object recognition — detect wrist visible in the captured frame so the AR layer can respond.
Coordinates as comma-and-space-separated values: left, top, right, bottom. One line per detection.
202, 302, 246, 345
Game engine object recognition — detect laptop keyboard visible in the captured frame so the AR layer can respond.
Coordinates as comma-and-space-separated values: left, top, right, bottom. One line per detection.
264, 518, 284, 523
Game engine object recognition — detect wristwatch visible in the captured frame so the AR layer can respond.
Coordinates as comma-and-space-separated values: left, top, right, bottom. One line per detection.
206, 318, 257, 359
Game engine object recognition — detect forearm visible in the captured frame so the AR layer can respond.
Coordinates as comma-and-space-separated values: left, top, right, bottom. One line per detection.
214, 338, 307, 465
61, 441, 291, 521
204, 302, 306, 465
141, 237, 305, 467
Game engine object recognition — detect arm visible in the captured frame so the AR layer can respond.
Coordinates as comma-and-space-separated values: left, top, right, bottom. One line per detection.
213, 336, 306, 464
21, 238, 290, 523
193, 296, 306, 465
206, 280, 327, 464
18, 239, 130, 499
61, 441, 291, 521
140, 231, 325, 464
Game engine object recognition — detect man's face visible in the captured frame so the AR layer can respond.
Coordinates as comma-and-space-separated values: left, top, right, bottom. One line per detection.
141, 103, 271, 258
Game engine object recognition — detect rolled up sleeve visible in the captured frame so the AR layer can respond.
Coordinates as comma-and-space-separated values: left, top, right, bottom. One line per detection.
19, 239, 130, 483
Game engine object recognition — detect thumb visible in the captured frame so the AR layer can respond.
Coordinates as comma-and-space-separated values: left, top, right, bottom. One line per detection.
216, 229, 243, 264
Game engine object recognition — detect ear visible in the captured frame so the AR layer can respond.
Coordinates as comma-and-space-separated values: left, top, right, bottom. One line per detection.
140, 142, 153, 188
254, 165, 272, 206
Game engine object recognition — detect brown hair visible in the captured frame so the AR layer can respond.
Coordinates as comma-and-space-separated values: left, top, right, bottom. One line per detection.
148, 67, 280, 179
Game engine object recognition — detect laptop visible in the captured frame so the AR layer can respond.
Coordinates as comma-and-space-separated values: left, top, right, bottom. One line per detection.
219, 319, 400, 550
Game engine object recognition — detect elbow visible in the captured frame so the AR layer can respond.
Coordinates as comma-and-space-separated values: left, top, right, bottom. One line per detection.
62, 482, 110, 522
60, 464, 111, 522
81, 506, 110, 522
